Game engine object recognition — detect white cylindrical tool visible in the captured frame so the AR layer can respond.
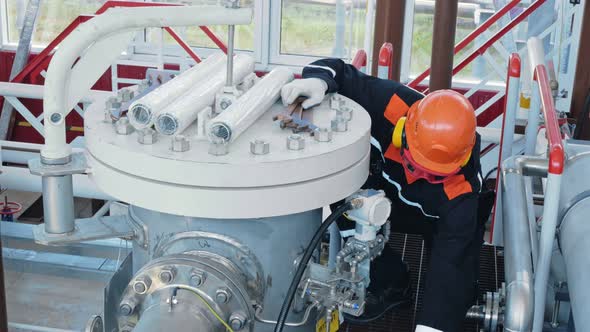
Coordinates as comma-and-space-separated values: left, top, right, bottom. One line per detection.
155, 54, 256, 136
208, 67, 294, 143
129, 52, 226, 130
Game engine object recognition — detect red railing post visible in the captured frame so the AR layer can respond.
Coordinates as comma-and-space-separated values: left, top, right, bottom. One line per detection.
351, 50, 367, 72
377, 43, 394, 80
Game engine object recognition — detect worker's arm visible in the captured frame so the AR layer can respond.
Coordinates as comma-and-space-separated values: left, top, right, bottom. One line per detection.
296, 58, 423, 118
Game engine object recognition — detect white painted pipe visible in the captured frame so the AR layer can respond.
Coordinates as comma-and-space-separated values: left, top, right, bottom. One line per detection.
208, 67, 294, 143
155, 54, 255, 136
0, 140, 83, 165
130, 52, 227, 130
0, 166, 112, 200
532, 172, 563, 332
42, 5, 253, 161
0, 82, 109, 102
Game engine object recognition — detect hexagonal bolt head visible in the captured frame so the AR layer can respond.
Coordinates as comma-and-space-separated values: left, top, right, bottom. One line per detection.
336, 107, 353, 121
118, 89, 134, 102
250, 139, 270, 155
115, 117, 134, 135
137, 128, 158, 145
215, 288, 232, 304
170, 135, 190, 152
133, 276, 152, 294
314, 127, 333, 142
190, 270, 206, 287
208, 139, 229, 156
331, 116, 349, 132
159, 267, 176, 284
229, 312, 247, 330
287, 134, 305, 151
119, 303, 134, 316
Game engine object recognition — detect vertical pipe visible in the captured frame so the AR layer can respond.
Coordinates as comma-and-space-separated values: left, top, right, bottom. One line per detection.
363, 0, 376, 72
42, 175, 75, 234
429, 0, 459, 91
0, 236, 8, 332
332, 0, 346, 58
371, 0, 405, 80
532, 173, 562, 332
226, 25, 235, 87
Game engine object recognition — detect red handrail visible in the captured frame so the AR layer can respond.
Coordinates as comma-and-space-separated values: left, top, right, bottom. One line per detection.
408, 0, 523, 88
164, 27, 202, 63
351, 50, 367, 70
450, 0, 546, 78
535, 65, 564, 174
378, 43, 394, 79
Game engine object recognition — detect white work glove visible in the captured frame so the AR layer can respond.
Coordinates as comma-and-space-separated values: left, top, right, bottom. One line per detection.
281, 78, 328, 109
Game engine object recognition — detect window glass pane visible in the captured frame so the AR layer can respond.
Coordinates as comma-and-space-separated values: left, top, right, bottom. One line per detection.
280, 0, 368, 59
146, 0, 255, 51
6, 0, 106, 46
410, 0, 504, 82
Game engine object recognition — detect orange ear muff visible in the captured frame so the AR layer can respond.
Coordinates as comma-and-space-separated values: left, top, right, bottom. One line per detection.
392, 117, 407, 149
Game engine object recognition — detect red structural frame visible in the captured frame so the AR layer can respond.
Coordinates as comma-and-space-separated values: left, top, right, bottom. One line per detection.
408, 0, 524, 88
378, 42, 394, 80
351, 49, 367, 70
535, 65, 565, 174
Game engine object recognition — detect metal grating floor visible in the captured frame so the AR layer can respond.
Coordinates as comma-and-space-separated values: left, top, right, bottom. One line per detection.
342, 232, 505, 332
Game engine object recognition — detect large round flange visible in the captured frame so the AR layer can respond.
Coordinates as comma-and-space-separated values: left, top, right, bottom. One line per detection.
117, 254, 254, 331
84, 93, 371, 218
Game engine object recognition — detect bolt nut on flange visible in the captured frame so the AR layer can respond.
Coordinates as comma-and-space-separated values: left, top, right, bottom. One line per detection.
115, 117, 134, 135
250, 139, 270, 155
314, 127, 333, 142
331, 115, 349, 132
229, 312, 248, 330
133, 276, 152, 294
287, 134, 305, 151
215, 288, 232, 304
336, 107, 353, 121
170, 135, 190, 152
190, 270, 206, 287
119, 302, 134, 316
118, 89, 134, 102
209, 138, 229, 156
158, 267, 176, 284
138, 128, 158, 145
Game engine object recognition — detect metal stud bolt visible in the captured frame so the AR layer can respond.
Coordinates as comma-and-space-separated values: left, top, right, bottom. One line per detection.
208, 138, 229, 156
133, 276, 152, 294
137, 128, 158, 145
190, 270, 206, 287
250, 139, 270, 155
229, 312, 247, 330
287, 134, 305, 151
159, 267, 176, 284
331, 115, 349, 132
314, 127, 333, 142
171, 135, 190, 152
115, 117, 134, 135
215, 288, 231, 304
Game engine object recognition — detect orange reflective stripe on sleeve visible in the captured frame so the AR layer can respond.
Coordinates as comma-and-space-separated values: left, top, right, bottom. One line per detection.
443, 174, 473, 200
384, 94, 410, 125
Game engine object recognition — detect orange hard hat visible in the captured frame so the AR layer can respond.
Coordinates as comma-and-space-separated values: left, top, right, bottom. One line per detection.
404, 90, 476, 174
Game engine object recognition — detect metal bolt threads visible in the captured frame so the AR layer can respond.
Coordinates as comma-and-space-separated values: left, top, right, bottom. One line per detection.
250, 139, 270, 155
208, 139, 229, 156
229, 312, 247, 330
337, 107, 353, 121
215, 288, 231, 304
331, 116, 349, 132
137, 128, 157, 145
190, 270, 206, 287
287, 134, 305, 151
314, 127, 333, 142
133, 276, 152, 294
158, 267, 176, 284
119, 303, 134, 316
115, 117, 134, 135
171, 135, 190, 152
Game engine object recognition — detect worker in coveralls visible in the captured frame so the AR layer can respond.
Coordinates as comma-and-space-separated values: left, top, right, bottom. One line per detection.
281, 58, 494, 332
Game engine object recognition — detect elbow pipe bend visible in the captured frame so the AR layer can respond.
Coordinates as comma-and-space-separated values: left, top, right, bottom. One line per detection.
504, 280, 534, 332
42, 5, 252, 161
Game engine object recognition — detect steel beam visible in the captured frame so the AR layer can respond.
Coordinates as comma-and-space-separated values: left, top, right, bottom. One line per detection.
371, 0, 406, 80
0, 0, 41, 140
429, 0, 459, 91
